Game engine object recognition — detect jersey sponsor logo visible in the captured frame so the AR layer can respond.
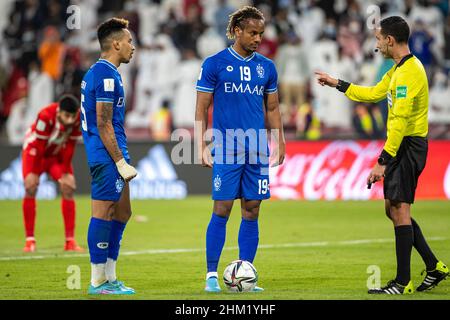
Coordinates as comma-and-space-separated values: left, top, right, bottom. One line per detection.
214, 174, 221, 192
256, 64, 264, 78
117, 97, 124, 107
104, 78, 115, 92
396, 85, 407, 98
0, 155, 57, 200
224, 82, 264, 96
130, 145, 187, 199
226, 66, 233, 72
36, 119, 46, 132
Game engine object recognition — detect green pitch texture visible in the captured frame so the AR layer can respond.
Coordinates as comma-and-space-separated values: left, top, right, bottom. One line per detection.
0, 196, 449, 300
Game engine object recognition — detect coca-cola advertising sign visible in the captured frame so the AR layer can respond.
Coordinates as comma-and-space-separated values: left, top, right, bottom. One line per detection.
270, 140, 450, 200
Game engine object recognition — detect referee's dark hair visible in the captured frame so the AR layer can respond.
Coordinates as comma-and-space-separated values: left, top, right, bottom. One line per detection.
226, 6, 264, 40
380, 16, 410, 44
58, 94, 80, 114
97, 17, 129, 51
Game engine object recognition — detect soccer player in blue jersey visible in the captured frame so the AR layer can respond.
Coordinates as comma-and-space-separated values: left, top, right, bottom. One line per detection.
80, 18, 137, 295
195, 6, 285, 292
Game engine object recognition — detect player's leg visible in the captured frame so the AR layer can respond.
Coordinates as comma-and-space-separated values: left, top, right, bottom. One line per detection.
369, 200, 414, 294
205, 163, 242, 292
51, 160, 84, 252
239, 199, 261, 264
238, 162, 270, 292
21, 152, 41, 252
204, 200, 234, 292
105, 182, 135, 294
87, 162, 130, 294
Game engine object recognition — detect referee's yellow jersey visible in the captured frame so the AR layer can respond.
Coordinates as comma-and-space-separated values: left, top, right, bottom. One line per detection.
344, 54, 428, 157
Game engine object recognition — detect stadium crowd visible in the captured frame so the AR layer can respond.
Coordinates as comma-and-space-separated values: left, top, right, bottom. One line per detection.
0, 0, 449, 144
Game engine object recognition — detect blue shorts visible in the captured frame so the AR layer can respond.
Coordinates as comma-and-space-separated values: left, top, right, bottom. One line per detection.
89, 161, 126, 201
212, 162, 270, 201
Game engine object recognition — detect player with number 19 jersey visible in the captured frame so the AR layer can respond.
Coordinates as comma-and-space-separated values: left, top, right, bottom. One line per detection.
196, 46, 278, 200
80, 59, 129, 166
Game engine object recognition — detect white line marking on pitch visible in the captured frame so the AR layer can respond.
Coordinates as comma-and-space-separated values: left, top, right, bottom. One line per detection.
0, 237, 446, 262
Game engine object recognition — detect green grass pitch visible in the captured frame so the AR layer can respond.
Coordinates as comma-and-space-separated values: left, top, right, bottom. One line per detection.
0, 196, 449, 300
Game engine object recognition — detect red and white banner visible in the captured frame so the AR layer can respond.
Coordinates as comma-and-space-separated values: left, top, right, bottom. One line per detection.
270, 140, 450, 200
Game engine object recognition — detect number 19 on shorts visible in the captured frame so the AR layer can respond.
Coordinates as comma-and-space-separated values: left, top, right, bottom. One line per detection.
258, 179, 268, 195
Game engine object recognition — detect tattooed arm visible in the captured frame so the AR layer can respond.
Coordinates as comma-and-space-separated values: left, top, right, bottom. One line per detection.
96, 102, 137, 181
96, 102, 123, 162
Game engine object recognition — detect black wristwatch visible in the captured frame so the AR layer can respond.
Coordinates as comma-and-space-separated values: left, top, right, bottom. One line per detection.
336, 79, 351, 93
378, 149, 393, 166
377, 156, 387, 166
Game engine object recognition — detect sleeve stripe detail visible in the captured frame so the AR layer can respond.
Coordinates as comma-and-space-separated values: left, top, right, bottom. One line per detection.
196, 85, 214, 91
35, 134, 50, 140
96, 98, 114, 103
264, 88, 278, 93
196, 87, 214, 93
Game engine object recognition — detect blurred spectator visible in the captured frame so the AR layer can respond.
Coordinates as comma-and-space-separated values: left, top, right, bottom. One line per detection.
296, 101, 321, 140
127, 34, 179, 129
352, 103, 384, 139
172, 2, 205, 52
276, 31, 309, 126
409, 0, 444, 63
409, 19, 435, 78
196, 25, 226, 59
429, 70, 450, 138
443, 14, 450, 71
24, 60, 53, 130
150, 99, 173, 141
173, 49, 201, 129
214, 0, 235, 43
0, 0, 449, 141
57, 48, 84, 98
38, 26, 65, 81
6, 77, 28, 145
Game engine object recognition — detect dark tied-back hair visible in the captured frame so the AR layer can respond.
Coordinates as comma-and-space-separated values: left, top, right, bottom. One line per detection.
226, 6, 264, 40
97, 17, 129, 51
58, 94, 79, 114
380, 16, 410, 44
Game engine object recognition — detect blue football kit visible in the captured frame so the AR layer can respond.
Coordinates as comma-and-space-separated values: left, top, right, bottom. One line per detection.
196, 46, 278, 200
81, 59, 129, 201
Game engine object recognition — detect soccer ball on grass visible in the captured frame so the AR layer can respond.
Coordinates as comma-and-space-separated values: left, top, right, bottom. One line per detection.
223, 260, 258, 292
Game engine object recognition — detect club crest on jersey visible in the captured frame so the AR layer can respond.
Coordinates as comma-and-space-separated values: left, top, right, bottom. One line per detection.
226, 66, 233, 72
256, 64, 264, 78
116, 178, 125, 193
214, 175, 221, 192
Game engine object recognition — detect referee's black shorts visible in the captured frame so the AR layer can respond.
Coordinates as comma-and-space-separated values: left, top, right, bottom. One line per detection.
383, 136, 428, 204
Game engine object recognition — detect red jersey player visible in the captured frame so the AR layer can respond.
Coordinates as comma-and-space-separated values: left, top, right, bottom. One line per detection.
22, 94, 84, 252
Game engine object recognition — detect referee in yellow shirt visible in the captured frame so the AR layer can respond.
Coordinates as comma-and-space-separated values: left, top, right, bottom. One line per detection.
316, 16, 448, 295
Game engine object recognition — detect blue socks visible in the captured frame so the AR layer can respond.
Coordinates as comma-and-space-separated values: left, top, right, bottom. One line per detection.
108, 220, 127, 261
238, 218, 259, 263
87, 217, 112, 264
206, 213, 228, 273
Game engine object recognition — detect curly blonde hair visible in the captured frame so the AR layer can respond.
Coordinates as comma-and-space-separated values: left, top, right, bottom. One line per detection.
226, 6, 264, 40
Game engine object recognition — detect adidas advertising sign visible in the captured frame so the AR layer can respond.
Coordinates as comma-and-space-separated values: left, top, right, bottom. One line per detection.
129, 145, 187, 199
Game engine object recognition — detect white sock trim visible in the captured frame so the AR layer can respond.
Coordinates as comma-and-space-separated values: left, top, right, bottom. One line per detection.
105, 258, 117, 282
91, 263, 107, 287
206, 272, 218, 280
